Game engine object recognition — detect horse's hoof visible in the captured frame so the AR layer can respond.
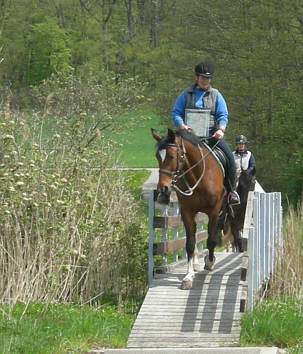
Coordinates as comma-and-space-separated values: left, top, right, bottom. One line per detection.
181, 279, 192, 290
193, 263, 201, 272
204, 255, 216, 271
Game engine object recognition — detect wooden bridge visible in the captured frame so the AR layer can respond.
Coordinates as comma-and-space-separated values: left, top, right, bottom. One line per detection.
127, 252, 244, 348
126, 174, 282, 350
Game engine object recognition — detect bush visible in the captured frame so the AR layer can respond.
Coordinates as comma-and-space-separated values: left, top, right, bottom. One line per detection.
0, 87, 147, 305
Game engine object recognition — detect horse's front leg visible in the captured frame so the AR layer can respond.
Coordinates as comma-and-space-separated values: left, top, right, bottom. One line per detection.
204, 209, 220, 271
232, 224, 243, 252
181, 210, 197, 290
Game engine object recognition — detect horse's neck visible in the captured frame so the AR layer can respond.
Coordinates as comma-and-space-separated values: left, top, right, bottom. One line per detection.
180, 140, 204, 180
238, 179, 253, 205
183, 141, 201, 161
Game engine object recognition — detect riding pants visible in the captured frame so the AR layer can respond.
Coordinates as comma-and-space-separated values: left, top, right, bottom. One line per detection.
207, 136, 237, 190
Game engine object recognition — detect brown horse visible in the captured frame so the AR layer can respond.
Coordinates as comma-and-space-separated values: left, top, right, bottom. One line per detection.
151, 128, 225, 290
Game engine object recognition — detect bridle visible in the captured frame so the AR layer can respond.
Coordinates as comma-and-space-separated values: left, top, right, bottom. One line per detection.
159, 137, 209, 196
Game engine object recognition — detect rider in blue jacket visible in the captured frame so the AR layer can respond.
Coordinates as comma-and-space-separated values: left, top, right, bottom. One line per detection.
171, 60, 240, 205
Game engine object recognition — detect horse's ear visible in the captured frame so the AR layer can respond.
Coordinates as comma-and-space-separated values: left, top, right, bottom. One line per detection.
151, 128, 161, 142
251, 167, 256, 176
167, 128, 175, 144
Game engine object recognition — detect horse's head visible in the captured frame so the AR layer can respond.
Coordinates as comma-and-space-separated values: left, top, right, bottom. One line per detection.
151, 128, 184, 204
238, 167, 256, 199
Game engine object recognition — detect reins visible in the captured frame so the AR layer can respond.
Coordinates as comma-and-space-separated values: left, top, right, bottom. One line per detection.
160, 137, 220, 196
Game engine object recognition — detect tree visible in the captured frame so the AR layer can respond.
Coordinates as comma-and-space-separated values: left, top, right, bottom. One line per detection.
24, 16, 72, 86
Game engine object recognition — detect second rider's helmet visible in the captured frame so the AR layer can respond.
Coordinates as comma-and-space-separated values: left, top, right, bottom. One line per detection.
235, 135, 248, 144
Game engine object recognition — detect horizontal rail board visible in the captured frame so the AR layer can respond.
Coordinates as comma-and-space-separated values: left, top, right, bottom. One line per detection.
153, 212, 208, 228
153, 230, 207, 255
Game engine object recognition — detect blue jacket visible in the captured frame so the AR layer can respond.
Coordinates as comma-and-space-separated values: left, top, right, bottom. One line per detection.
172, 85, 228, 129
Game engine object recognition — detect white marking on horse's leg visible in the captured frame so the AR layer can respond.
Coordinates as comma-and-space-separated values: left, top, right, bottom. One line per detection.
204, 255, 216, 271
181, 257, 195, 290
193, 244, 201, 272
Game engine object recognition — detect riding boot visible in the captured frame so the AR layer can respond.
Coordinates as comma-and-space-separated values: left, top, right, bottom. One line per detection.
228, 179, 240, 206
207, 135, 240, 205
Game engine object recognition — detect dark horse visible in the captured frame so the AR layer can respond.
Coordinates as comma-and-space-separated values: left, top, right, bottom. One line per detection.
222, 167, 256, 252
151, 128, 225, 290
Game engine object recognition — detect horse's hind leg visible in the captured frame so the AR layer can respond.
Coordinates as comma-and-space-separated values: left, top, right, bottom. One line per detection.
181, 210, 197, 290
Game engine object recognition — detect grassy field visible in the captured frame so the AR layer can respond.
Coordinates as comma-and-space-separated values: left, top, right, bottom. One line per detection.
108, 111, 166, 167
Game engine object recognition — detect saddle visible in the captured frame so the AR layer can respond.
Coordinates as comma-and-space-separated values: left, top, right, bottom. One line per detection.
200, 140, 227, 176
213, 146, 227, 169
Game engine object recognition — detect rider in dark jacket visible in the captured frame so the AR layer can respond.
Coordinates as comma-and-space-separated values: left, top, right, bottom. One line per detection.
172, 60, 240, 205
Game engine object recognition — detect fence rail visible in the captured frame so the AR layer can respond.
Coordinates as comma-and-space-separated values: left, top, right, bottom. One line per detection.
242, 190, 282, 311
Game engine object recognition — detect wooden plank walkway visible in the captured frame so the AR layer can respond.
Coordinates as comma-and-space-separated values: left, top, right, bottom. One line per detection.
127, 252, 245, 348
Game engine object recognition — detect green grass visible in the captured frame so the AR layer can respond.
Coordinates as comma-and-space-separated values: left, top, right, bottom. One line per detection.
0, 302, 135, 353
109, 112, 165, 167
240, 296, 303, 353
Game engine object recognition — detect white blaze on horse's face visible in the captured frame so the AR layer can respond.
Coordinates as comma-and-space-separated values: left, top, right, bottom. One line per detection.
159, 149, 166, 163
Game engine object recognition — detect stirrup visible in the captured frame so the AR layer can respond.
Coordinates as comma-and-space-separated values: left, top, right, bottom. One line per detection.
228, 191, 240, 206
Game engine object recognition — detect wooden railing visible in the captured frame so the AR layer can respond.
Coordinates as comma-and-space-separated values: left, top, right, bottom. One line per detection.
241, 188, 282, 311
148, 190, 208, 286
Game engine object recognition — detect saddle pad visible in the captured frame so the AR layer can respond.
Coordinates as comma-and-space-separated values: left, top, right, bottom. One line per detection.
201, 142, 225, 177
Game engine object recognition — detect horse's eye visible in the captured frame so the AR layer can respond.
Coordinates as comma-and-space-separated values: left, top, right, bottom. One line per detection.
167, 154, 174, 161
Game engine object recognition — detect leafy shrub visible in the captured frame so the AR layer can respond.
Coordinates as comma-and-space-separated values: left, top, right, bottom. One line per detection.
0, 78, 147, 305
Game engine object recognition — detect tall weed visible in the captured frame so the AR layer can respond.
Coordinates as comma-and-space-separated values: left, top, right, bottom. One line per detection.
0, 82, 147, 307
268, 200, 303, 298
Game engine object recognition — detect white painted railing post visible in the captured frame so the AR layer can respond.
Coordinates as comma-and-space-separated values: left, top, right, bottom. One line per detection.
247, 226, 255, 311
148, 190, 155, 287
161, 204, 168, 266
253, 193, 260, 297
246, 189, 282, 311
260, 193, 266, 282
172, 201, 179, 263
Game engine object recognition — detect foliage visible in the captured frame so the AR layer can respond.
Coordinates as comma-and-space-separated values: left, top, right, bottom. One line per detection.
0, 105, 147, 305
0, 1, 303, 198
0, 301, 134, 353
268, 198, 303, 298
24, 16, 72, 86
26, 71, 145, 136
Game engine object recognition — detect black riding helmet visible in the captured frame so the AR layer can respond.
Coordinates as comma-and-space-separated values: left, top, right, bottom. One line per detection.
195, 61, 214, 78
235, 135, 248, 144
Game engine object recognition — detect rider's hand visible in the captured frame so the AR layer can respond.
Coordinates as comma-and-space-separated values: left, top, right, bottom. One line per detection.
179, 123, 190, 130
212, 129, 224, 140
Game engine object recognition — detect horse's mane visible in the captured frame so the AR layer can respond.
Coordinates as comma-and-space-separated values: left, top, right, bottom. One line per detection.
177, 129, 201, 146
156, 129, 201, 150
